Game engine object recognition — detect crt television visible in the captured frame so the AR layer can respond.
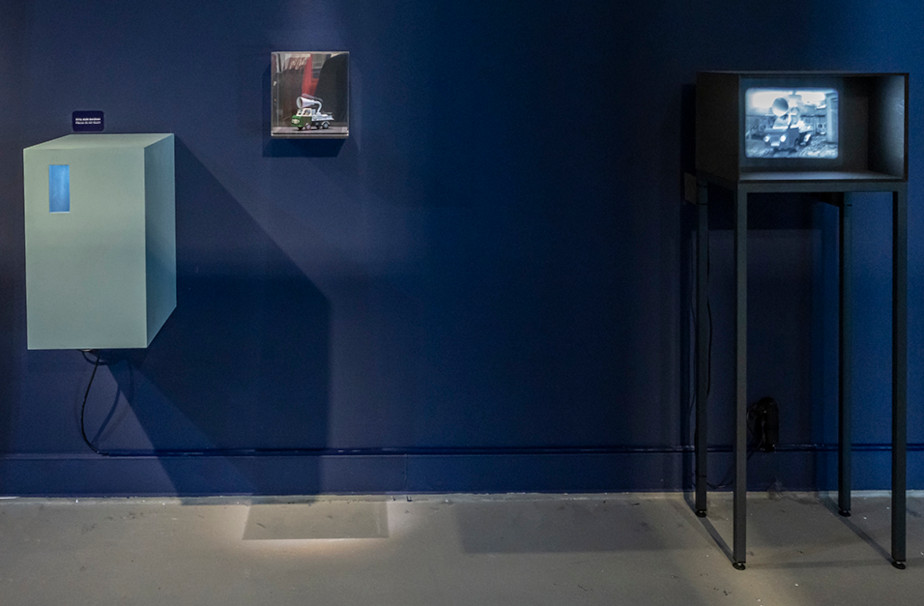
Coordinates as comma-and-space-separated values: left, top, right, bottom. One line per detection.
696, 71, 907, 182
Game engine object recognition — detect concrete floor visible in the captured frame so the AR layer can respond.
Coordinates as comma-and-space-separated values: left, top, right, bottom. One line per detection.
0, 492, 922, 605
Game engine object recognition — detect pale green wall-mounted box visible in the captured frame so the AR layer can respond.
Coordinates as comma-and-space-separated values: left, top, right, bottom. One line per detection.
23, 134, 176, 350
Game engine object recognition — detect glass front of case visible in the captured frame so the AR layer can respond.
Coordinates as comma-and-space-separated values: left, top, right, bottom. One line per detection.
271, 51, 349, 139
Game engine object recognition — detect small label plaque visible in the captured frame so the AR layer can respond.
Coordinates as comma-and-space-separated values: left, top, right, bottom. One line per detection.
72, 111, 104, 132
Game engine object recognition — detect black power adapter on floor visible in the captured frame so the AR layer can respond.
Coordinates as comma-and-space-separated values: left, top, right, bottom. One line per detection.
748, 397, 780, 452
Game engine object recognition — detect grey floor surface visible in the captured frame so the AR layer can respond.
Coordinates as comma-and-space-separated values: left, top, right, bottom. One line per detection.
1, 492, 923, 605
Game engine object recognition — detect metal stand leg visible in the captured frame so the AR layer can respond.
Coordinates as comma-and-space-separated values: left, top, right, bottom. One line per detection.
733, 187, 748, 570
891, 186, 907, 569
838, 195, 852, 517
695, 181, 709, 518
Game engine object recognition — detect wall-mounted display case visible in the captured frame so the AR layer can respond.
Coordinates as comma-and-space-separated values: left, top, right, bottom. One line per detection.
271, 51, 349, 139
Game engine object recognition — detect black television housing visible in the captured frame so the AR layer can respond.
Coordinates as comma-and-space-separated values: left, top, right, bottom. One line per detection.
696, 71, 907, 183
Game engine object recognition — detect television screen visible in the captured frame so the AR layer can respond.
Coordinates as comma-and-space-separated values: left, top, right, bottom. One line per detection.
744, 88, 838, 159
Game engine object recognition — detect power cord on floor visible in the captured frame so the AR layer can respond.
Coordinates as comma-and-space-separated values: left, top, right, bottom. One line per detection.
79, 350, 106, 455
705, 399, 779, 490
707, 448, 757, 490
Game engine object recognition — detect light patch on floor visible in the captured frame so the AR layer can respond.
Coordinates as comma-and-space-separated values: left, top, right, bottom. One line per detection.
243, 500, 389, 540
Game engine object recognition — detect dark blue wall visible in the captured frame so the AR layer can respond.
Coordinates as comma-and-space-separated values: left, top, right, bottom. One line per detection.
0, 0, 922, 495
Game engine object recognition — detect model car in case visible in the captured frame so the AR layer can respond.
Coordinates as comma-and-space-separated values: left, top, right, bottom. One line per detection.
290, 96, 334, 130
271, 51, 349, 138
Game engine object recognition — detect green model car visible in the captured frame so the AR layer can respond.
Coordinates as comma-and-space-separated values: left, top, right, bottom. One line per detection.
291, 107, 333, 130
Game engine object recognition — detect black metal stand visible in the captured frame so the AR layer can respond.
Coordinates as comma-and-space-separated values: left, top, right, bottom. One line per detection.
694, 173, 907, 570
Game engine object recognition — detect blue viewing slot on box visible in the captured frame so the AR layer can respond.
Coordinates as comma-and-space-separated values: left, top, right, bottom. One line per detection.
49, 164, 70, 213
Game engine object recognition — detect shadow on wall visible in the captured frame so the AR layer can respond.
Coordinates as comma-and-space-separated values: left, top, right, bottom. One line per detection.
0, 0, 28, 455
84, 140, 331, 493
